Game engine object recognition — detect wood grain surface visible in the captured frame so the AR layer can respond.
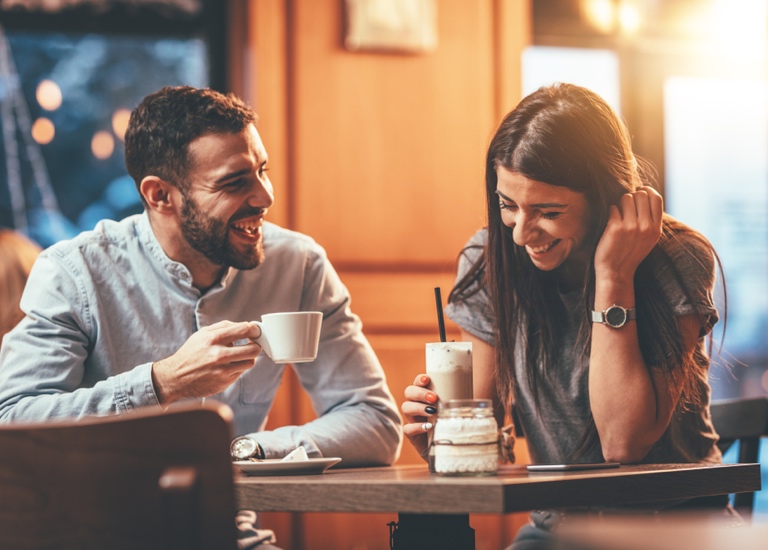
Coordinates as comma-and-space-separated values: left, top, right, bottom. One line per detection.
236, 462, 761, 515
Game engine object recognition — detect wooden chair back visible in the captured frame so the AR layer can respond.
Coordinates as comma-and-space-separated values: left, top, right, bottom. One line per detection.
0, 401, 237, 549
710, 396, 768, 518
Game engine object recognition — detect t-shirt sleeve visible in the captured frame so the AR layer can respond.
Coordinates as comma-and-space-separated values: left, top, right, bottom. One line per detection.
444, 229, 497, 346
654, 230, 719, 337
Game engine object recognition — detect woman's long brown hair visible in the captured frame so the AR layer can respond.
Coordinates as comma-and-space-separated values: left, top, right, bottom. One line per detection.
449, 83, 724, 460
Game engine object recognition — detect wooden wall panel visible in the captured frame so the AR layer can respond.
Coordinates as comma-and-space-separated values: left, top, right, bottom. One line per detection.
341, 271, 463, 335
290, 0, 494, 265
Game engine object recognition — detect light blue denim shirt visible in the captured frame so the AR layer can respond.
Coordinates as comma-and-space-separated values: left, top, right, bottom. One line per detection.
0, 213, 403, 466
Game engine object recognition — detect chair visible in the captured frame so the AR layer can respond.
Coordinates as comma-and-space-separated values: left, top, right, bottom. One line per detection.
0, 401, 238, 550
710, 396, 768, 517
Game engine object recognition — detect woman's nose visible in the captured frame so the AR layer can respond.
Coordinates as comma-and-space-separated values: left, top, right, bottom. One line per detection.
512, 214, 535, 246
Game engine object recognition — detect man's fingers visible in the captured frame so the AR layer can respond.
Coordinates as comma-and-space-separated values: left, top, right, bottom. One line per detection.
206, 321, 262, 345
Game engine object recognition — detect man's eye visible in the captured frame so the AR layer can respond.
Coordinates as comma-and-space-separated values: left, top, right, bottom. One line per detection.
225, 179, 246, 189
259, 166, 269, 176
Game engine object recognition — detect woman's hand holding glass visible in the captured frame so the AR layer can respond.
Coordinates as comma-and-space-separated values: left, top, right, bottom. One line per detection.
401, 374, 438, 462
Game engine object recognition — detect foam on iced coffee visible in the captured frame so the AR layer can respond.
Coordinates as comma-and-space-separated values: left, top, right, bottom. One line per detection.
426, 342, 473, 404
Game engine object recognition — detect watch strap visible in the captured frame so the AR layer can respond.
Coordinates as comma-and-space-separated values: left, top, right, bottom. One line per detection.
252, 441, 265, 460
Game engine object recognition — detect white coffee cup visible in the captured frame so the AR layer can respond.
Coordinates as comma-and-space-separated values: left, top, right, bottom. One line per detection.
253, 311, 323, 364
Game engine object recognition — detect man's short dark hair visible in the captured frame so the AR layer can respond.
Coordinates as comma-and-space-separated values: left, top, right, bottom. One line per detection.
124, 86, 258, 200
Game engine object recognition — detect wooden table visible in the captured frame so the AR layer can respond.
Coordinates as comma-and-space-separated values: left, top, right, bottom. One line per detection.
234, 463, 761, 549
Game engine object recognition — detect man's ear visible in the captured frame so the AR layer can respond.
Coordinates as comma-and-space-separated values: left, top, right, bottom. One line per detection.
140, 176, 177, 214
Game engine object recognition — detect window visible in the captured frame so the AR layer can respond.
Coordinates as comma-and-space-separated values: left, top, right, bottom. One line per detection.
522, 46, 620, 112
665, 76, 768, 399
0, 0, 226, 247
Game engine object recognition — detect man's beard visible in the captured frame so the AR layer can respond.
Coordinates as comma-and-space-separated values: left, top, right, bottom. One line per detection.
179, 194, 265, 270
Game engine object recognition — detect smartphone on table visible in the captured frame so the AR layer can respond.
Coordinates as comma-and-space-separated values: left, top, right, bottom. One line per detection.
526, 462, 620, 472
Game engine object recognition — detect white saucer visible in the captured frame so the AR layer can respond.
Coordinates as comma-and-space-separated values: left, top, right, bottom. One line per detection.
234, 457, 342, 476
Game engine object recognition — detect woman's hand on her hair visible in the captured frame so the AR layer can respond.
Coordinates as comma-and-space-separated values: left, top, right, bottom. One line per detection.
594, 185, 663, 282
401, 374, 439, 462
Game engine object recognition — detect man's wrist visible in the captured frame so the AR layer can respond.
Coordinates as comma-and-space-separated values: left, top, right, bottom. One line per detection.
150, 361, 173, 408
230, 436, 265, 461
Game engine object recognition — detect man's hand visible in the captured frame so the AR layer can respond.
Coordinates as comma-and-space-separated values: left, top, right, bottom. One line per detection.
151, 320, 263, 406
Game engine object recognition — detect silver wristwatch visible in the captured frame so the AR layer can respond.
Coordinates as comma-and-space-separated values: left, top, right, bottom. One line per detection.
591, 304, 636, 329
230, 436, 264, 461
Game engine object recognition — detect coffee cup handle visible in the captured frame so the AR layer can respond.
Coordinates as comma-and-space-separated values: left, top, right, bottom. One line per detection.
251, 321, 273, 359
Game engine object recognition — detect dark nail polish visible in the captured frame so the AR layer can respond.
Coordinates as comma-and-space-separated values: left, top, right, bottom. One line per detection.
425, 406, 437, 414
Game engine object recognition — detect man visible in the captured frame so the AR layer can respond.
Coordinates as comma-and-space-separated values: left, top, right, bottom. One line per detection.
0, 86, 402, 468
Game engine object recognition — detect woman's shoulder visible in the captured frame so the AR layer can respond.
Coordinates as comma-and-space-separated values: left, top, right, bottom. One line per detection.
644, 216, 717, 300
657, 216, 716, 274
465, 227, 488, 247
456, 228, 488, 265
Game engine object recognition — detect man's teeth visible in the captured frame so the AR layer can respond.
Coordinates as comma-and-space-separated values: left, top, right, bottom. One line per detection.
233, 222, 258, 234
529, 240, 557, 253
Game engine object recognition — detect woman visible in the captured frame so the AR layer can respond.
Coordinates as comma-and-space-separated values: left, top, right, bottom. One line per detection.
0, 229, 41, 342
402, 83, 728, 545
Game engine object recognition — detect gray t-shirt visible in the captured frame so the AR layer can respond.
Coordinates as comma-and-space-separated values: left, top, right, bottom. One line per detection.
445, 227, 722, 465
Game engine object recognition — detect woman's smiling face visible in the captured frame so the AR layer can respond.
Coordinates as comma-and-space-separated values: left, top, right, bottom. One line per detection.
496, 166, 592, 273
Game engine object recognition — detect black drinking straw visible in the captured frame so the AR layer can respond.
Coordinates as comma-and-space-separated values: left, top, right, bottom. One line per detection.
434, 287, 447, 343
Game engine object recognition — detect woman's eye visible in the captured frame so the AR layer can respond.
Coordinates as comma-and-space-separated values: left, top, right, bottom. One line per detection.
541, 212, 561, 220
499, 201, 514, 211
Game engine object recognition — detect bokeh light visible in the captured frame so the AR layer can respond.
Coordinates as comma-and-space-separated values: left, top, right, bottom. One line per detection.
617, 1, 641, 36
582, 0, 615, 34
91, 131, 115, 159
36, 79, 62, 111
31, 117, 55, 144
111, 109, 131, 141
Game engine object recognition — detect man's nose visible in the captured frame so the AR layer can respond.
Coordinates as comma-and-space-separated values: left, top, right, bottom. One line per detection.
247, 176, 274, 209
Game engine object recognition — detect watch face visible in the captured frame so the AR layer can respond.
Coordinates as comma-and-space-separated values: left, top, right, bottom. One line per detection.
604, 306, 628, 328
231, 437, 257, 460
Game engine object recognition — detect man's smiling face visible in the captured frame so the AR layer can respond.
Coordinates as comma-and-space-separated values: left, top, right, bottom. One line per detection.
178, 124, 274, 270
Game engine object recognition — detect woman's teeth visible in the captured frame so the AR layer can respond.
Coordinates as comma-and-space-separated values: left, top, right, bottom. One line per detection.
529, 240, 558, 254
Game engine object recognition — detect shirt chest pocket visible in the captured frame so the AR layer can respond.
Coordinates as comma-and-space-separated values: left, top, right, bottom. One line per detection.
238, 357, 285, 404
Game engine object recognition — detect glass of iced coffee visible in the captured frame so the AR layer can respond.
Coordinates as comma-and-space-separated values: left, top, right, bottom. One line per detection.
425, 341, 473, 471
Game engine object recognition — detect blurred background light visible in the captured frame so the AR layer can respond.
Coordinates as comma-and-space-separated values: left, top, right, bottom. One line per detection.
35, 79, 62, 111
111, 109, 131, 141
91, 130, 114, 159
31, 117, 55, 144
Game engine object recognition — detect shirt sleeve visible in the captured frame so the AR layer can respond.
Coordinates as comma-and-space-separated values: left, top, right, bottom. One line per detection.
0, 252, 160, 422
245, 246, 403, 467
654, 230, 719, 337
444, 229, 497, 346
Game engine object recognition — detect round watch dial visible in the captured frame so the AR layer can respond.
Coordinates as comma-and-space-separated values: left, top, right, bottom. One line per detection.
231, 437, 257, 460
604, 306, 628, 328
